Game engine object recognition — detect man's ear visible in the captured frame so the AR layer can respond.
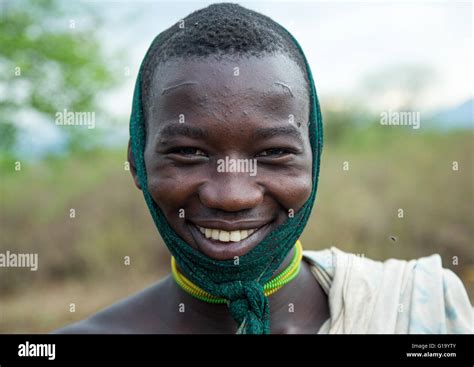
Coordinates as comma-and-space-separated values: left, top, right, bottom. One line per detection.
128, 140, 142, 191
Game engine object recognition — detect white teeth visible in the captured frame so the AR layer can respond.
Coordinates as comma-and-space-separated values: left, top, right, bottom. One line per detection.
230, 231, 241, 242
219, 231, 230, 242
196, 225, 259, 243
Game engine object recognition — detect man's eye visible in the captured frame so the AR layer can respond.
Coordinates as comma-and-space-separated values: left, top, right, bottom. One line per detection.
171, 147, 207, 156
256, 148, 291, 157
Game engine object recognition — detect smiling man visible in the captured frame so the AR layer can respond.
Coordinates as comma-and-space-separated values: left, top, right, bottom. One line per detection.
56, 3, 473, 334
141, 53, 313, 262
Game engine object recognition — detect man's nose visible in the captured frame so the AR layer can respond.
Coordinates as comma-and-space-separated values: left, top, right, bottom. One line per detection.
198, 172, 264, 212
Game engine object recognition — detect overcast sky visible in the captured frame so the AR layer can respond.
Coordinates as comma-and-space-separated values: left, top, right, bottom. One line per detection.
92, 0, 473, 117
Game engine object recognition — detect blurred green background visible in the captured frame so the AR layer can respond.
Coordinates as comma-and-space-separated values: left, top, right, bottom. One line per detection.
1, 0, 473, 333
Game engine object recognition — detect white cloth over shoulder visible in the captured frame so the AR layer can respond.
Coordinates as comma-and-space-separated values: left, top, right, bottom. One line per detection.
303, 248, 473, 334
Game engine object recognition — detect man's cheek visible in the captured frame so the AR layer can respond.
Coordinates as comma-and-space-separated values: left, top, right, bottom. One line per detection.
147, 176, 184, 210
148, 176, 190, 215
276, 174, 312, 211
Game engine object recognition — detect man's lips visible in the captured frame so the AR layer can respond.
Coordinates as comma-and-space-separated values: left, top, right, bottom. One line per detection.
187, 220, 274, 260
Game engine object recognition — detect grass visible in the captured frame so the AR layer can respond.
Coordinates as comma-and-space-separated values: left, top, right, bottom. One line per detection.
1, 126, 473, 333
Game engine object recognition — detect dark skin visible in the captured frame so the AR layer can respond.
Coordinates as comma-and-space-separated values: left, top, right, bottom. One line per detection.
55, 54, 329, 334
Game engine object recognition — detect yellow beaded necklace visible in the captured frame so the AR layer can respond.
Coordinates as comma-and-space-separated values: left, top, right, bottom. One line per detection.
171, 240, 303, 304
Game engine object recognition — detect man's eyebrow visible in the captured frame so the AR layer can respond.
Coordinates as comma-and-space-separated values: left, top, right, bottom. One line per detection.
253, 126, 303, 143
157, 124, 207, 140
161, 82, 198, 96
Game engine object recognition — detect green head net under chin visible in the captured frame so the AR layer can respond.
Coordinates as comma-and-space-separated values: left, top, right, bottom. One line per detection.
129, 25, 323, 334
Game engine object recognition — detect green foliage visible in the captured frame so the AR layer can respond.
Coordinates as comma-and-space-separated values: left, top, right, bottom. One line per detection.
321, 99, 375, 145
0, 0, 119, 153
0, 120, 16, 151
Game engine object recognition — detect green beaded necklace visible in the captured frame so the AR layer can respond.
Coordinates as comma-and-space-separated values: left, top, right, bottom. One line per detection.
172, 241, 303, 304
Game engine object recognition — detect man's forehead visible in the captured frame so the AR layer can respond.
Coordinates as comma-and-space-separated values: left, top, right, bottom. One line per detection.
144, 54, 310, 137
150, 54, 307, 98
148, 82, 307, 128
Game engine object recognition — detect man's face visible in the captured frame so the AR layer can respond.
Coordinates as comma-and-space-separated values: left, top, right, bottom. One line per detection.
138, 54, 312, 261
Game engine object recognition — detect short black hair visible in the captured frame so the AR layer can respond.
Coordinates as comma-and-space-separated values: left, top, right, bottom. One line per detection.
141, 3, 310, 116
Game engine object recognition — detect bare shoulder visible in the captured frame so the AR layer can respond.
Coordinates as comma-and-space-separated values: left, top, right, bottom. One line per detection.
52, 317, 110, 334
53, 276, 173, 334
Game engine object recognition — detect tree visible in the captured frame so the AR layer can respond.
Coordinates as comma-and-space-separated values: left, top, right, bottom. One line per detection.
0, 0, 119, 155
361, 64, 437, 111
